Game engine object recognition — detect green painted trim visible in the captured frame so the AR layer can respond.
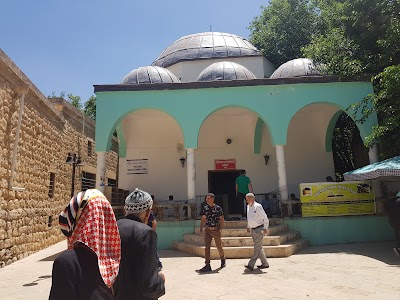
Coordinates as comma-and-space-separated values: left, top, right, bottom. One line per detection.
115, 122, 126, 158
156, 220, 196, 249
325, 110, 343, 152
253, 117, 263, 154
95, 82, 376, 152
285, 215, 394, 245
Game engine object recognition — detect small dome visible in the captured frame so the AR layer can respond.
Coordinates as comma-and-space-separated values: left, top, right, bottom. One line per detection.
121, 66, 180, 84
270, 58, 325, 79
197, 61, 256, 82
152, 32, 261, 68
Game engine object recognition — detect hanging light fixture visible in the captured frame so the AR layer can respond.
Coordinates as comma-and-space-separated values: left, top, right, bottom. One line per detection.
65, 153, 74, 164
264, 154, 270, 165
180, 157, 186, 168
65, 153, 85, 197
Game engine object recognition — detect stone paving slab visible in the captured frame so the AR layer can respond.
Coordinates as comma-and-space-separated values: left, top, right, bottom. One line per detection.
0, 240, 399, 299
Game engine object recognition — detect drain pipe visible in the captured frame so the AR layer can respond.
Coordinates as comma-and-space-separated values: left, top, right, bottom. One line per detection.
8, 84, 29, 191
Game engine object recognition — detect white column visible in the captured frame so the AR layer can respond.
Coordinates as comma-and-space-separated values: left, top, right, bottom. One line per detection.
186, 148, 196, 201
275, 145, 291, 216
368, 144, 379, 164
96, 151, 106, 193
368, 144, 384, 213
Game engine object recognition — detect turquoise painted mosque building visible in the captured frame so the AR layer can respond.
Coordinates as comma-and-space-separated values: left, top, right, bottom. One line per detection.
94, 32, 393, 246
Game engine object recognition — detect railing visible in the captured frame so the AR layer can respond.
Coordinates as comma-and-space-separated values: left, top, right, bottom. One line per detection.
254, 193, 283, 217
154, 200, 196, 221
196, 193, 284, 218
195, 194, 229, 219
81, 176, 96, 191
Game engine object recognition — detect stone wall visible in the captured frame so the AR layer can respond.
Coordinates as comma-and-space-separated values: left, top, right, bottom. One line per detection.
0, 50, 118, 267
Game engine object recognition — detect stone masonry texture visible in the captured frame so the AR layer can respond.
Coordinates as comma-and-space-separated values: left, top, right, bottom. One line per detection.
0, 49, 118, 267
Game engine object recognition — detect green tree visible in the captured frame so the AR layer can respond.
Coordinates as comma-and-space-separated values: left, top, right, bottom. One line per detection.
249, 0, 400, 174
350, 65, 400, 159
302, 28, 363, 77
48, 91, 66, 99
302, 0, 400, 76
67, 94, 83, 110
249, 0, 319, 66
84, 95, 96, 120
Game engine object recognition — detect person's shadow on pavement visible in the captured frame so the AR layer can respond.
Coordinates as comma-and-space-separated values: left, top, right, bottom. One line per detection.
195, 266, 223, 274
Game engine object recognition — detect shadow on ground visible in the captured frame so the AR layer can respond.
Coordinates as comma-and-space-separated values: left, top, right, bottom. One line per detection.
23, 275, 52, 287
297, 241, 400, 266
159, 250, 198, 258
39, 251, 65, 262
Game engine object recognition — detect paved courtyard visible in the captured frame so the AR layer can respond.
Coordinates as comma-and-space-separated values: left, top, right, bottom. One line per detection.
0, 240, 399, 299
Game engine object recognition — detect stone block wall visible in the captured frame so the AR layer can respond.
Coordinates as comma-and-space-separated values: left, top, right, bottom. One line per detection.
0, 50, 118, 267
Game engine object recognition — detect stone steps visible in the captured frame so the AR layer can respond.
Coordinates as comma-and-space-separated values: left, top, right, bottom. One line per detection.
183, 231, 300, 247
172, 239, 310, 258
172, 219, 309, 258
194, 224, 289, 236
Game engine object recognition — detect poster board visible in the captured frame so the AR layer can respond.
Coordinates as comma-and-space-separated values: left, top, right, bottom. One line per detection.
299, 181, 375, 217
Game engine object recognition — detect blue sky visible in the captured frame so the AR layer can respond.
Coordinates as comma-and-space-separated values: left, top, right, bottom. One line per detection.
1, 0, 267, 103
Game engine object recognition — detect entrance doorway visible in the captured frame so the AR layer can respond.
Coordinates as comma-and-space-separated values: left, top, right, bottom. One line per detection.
208, 170, 242, 215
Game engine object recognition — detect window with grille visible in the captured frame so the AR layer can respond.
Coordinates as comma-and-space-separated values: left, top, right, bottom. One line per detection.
81, 171, 96, 191
48, 172, 56, 198
108, 178, 117, 187
87, 140, 93, 156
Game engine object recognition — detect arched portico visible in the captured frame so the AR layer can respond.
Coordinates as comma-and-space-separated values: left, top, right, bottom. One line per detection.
96, 81, 376, 152
95, 79, 376, 200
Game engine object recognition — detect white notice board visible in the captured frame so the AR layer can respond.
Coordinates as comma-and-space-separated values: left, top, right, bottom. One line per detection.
127, 159, 148, 174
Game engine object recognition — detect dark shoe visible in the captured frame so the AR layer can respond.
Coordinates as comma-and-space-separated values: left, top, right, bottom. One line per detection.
158, 262, 163, 271
244, 265, 254, 271
257, 264, 269, 269
394, 248, 400, 256
198, 265, 212, 273
221, 258, 226, 268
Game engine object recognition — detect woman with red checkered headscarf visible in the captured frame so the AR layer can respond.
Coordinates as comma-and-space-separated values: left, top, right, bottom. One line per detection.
49, 189, 121, 300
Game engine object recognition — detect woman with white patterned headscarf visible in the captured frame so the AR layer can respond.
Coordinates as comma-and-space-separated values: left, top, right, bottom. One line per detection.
49, 189, 121, 300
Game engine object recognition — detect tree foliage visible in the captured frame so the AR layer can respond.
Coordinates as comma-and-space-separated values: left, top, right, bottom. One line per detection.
249, 0, 400, 165
302, 28, 363, 76
249, 0, 319, 66
84, 95, 96, 120
350, 65, 400, 159
303, 0, 400, 76
67, 94, 82, 110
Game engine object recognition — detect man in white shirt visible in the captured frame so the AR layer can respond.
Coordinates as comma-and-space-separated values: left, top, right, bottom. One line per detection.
244, 193, 270, 271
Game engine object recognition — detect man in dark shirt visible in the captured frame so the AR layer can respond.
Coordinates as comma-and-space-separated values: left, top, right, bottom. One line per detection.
198, 193, 225, 273
147, 210, 163, 270
115, 188, 165, 299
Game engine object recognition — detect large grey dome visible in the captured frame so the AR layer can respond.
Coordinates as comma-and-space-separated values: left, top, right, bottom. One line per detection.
121, 66, 180, 84
152, 32, 261, 68
197, 61, 256, 81
270, 58, 325, 79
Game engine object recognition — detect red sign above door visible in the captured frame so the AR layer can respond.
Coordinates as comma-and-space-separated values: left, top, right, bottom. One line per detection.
215, 159, 236, 170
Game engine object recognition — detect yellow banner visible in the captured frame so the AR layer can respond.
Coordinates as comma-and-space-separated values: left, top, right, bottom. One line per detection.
299, 181, 375, 217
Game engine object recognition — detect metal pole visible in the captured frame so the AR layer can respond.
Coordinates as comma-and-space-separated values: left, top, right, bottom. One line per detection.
71, 154, 76, 198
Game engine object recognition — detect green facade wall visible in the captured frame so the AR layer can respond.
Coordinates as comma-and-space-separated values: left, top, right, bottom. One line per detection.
156, 217, 394, 249
285, 216, 395, 245
95, 81, 376, 152
156, 220, 196, 249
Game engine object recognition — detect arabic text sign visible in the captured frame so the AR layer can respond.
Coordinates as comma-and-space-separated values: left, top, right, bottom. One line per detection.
127, 159, 148, 174
299, 181, 375, 217
215, 159, 236, 170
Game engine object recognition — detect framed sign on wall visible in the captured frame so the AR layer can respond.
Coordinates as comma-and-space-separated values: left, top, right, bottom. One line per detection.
127, 159, 148, 174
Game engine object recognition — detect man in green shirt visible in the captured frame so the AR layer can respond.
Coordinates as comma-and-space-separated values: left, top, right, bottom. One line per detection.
235, 170, 253, 218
